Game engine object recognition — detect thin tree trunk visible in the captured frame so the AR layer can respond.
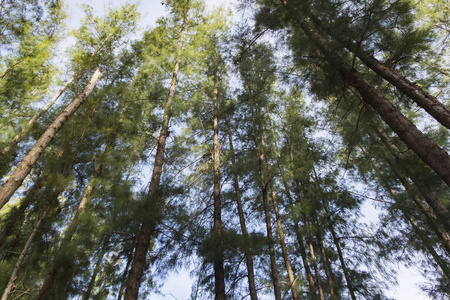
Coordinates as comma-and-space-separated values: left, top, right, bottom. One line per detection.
314, 214, 340, 299
308, 14, 450, 129
374, 127, 450, 232
0, 69, 102, 210
251, 115, 282, 300
294, 182, 325, 300
322, 203, 357, 300
117, 245, 134, 300
1, 204, 51, 300
265, 158, 299, 300
226, 120, 258, 300
82, 235, 110, 300
1, 75, 76, 157
279, 134, 317, 298
212, 72, 225, 300
123, 13, 187, 300
37, 143, 108, 300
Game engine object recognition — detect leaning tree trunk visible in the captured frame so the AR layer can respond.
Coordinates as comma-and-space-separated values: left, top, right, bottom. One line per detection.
294, 17, 450, 187
123, 13, 187, 300
37, 144, 109, 300
307, 14, 450, 130
1, 204, 52, 300
226, 120, 258, 300
83, 235, 111, 300
0, 69, 102, 210
212, 72, 226, 300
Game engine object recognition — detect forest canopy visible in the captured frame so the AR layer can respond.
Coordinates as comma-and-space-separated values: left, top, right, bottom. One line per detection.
0, 0, 449, 299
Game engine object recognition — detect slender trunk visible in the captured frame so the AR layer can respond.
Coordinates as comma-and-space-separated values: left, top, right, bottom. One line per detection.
212, 73, 225, 300
117, 244, 135, 300
82, 236, 110, 300
0, 69, 102, 210
1, 75, 76, 157
307, 14, 450, 130
226, 121, 258, 300
405, 213, 450, 280
1, 205, 51, 300
374, 127, 450, 232
265, 158, 299, 300
294, 182, 325, 300
124, 13, 187, 300
251, 116, 282, 300
37, 145, 107, 300
315, 216, 340, 299
279, 134, 317, 298
0, 182, 38, 247
323, 204, 357, 300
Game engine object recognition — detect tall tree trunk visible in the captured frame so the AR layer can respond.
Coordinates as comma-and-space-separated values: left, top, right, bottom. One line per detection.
0, 69, 102, 210
1, 75, 76, 158
286, 11, 450, 186
373, 127, 450, 232
308, 14, 450, 129
265, 158, 299, 300
294, 182, 325, 300
212, 73, 226, 300
123, 13, 187, 300
322, 203, 357, 300
117, 244, 134, 300
1, 204, 51, 300
251, 115, 282, 300
82, 235, 110, 300
278, 134, 318, 298
226, 120, 258, 300
314, 214, 340, 299
37, 143, 108, 300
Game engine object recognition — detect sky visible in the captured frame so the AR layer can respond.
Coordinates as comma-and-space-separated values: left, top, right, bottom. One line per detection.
62, 1, 430, 299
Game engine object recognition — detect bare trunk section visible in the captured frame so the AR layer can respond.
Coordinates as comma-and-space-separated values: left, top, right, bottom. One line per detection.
0, 69, 102, 210
124, 14, 187, 300
117, 246, 134, 300
1, 205, 51, 300
265, 158, 299, 300
212, 74, 225, 300
307, 14, 450, 130
226, 120, 258, 300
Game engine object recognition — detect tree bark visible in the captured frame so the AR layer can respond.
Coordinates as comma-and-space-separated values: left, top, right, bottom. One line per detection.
290, 14, 450, 187
323, 203, 357, 300
124, 12, 187, 300
0, 69, 102, 211
1, 205, 51, 300
265, 158, 299, 300
226, 120, 258, 300
307, 14, 450, 130
294, 182, 325, 300
212, 72, 226, 300
82, 235, 110, 300
37, 142, 108, 300
251, 115, 282, 300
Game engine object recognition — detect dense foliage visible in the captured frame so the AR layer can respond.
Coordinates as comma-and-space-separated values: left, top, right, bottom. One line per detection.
0, 0, 449, 299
